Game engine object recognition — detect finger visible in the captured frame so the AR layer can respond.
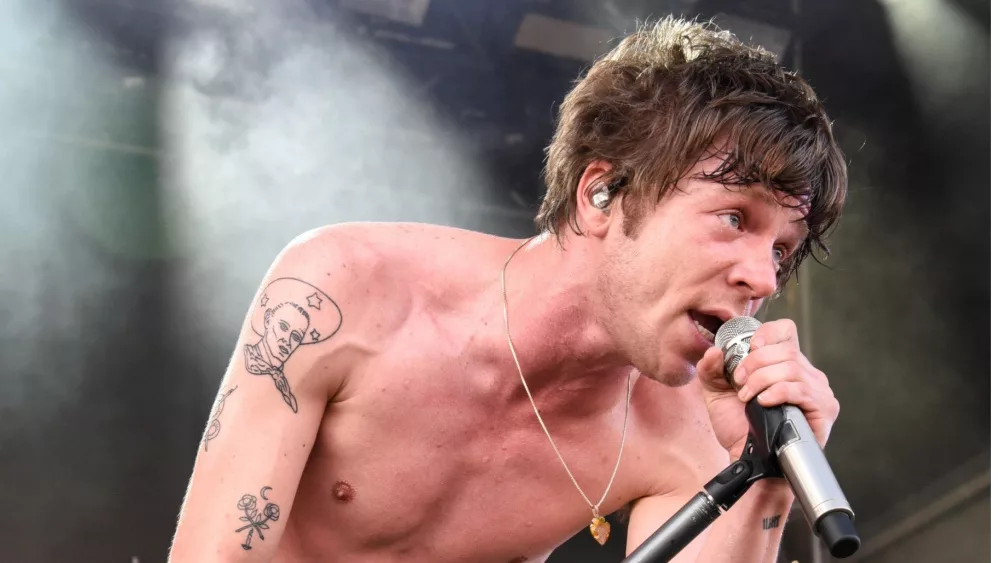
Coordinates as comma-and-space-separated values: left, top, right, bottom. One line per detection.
737, 361, 801, 402
733, 341, 802, 386
750, 318, 799, 350
812, 367, 831, 389
826, 395, 841, 420
755, 381, 816, 410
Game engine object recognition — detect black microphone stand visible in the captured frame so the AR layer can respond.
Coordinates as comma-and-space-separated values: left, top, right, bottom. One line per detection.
622, 398, 789, 562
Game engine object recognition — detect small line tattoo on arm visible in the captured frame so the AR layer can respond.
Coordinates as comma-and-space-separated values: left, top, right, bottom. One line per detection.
203, 386, 237, 451
243, 278, 342, 413
763, 515, 781, 530
235, 487, 281, 550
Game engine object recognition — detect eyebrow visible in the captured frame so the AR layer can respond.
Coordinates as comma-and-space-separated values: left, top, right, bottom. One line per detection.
711, 182, 810, 248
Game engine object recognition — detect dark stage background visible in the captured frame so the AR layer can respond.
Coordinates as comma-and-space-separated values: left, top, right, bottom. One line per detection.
0, 0, 990, 561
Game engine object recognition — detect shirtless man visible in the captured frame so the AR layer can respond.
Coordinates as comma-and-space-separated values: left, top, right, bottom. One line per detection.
170, 17, 846, 562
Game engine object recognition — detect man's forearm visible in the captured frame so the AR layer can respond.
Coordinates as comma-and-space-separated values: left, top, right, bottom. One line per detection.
694, 480, 796, 563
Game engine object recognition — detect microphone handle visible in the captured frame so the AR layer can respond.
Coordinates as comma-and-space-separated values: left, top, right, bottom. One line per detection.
776, 404, 860, 558
718, 324, 861, 558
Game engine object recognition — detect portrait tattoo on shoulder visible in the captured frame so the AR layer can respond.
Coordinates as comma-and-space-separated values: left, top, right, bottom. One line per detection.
203, 385, 237, 451
243, 277, 342, 413
235, 487, 280, 550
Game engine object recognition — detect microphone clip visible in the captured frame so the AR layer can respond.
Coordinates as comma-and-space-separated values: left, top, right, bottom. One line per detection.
704, 398, 788, 510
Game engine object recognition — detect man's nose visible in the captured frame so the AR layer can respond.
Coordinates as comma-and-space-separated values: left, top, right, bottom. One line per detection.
728, 246, 779, 300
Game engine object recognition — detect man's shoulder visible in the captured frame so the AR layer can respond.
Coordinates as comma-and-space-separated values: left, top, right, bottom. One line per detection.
291, 222, 508, 293
279, 221, 503, 328
273, 222, 506, 398
287, 222, 498, 272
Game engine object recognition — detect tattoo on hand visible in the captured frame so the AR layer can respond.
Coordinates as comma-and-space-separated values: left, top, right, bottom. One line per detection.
235, 487, 280, 550
244, 277, 342, 413
203, 386, 237, 451
763, 515, 781, 530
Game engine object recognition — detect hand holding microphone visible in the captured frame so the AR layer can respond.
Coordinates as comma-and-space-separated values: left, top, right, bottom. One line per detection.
622, 317, 859, 562
701, 316, 858, 558
697, 317, 838, 456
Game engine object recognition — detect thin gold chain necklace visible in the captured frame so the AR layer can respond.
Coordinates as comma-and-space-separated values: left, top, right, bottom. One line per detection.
500, 237, 634, 546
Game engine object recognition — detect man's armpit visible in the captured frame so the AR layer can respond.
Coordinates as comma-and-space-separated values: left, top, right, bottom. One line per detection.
614, 498, 639, 525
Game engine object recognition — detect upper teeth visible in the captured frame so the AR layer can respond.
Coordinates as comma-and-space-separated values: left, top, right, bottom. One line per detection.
694, 320, 715, 340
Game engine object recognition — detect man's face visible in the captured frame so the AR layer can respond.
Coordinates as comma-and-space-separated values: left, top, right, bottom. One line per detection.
597, 154, 807, 386
264, 304, 310, 363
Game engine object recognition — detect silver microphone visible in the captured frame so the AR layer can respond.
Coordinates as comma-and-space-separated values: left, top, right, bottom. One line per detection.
715, 316, 859, 558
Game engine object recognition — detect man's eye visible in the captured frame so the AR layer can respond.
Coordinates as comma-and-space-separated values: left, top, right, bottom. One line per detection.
279, 321, 289, 331
721, 213, 741, 229
291, 332, 302, 343
773, 247, 785, 263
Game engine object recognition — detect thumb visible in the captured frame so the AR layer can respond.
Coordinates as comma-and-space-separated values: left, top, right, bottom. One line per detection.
696, 346, 730, 393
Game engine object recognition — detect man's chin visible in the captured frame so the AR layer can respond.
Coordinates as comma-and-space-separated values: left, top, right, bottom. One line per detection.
645, 365, 697, 388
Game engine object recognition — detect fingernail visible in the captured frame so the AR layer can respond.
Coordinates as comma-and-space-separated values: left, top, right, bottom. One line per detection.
738, 388, 749, 401
733, 366, 746, 385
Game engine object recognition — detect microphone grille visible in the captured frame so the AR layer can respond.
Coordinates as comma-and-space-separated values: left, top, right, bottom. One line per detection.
714, 316, 762, 348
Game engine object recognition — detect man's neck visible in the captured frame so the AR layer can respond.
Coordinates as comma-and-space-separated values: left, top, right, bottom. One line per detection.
495, 232, 634, 407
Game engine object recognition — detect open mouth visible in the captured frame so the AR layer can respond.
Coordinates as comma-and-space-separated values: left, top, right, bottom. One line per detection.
279, 345, 290, 356
689, 310, 724, 342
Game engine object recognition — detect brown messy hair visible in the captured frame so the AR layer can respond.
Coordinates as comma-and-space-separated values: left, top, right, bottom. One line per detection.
536, 17, 848, 288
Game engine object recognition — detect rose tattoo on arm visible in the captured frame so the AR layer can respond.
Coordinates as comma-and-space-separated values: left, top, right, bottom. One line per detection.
234, 487, 281, 550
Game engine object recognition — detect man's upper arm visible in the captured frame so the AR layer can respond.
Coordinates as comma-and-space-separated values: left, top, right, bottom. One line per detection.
625, 382, 730, 562
170, 228, 358, 562
626, 492, 711, 562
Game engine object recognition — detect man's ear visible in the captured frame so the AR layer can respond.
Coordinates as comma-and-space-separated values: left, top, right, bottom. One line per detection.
575, 160, 616, 238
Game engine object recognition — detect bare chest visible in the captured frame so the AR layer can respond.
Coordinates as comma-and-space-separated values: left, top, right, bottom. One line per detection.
285, 337, 656, 562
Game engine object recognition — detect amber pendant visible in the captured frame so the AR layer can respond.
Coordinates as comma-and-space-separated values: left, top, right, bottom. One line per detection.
589, 516, 610, 545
